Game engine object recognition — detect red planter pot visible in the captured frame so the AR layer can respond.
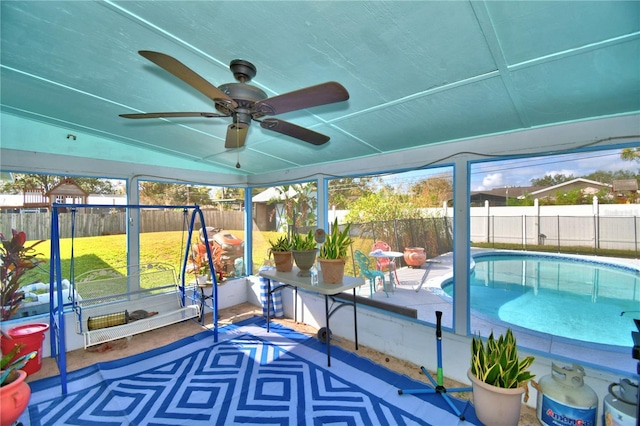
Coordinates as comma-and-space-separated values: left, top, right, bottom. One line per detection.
0, 370, 31, 426
403, 247, 426, 267
1, 322, 49, 375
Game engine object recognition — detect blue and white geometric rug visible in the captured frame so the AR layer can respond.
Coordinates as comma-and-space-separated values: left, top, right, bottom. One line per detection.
22, 317, 480, 425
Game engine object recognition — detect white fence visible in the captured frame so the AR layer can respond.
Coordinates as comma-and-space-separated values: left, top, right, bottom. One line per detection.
464, 202, 640, 252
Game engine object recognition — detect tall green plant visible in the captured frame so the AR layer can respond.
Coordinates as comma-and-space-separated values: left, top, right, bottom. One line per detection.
268, 235, 294, 252
471, 329, 535, 400
319, 219, 354, 259
1, 230, 45, 321
292, 230, 316, 251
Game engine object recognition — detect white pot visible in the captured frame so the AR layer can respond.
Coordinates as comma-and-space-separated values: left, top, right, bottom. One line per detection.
467, 369, 524, 426
196, 275, 207, 284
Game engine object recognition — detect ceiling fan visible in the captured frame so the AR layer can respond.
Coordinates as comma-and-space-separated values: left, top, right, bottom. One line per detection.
120, 51, 349, 149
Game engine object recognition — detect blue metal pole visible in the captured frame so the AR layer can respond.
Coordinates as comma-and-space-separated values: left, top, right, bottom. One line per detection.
194, 207, 218, 342
50, 204, 67, 394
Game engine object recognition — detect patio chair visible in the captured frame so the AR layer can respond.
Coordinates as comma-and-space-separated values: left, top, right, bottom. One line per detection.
354, 250, 388, 298
372, 241, 400, 286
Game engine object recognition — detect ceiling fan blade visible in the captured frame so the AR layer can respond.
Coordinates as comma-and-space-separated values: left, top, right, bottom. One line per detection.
139, 50, 238, 108
225, 123, 249, 149
254, 82, 349, 116
260, 118, 330, 145
120, 112, 229, 119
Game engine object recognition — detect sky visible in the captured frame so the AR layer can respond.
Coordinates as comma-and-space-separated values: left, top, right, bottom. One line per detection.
380, 147, 639, 192
470, 148, 639, 191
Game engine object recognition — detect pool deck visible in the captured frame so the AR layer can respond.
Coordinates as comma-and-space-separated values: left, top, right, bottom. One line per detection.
352, 248, 639, 376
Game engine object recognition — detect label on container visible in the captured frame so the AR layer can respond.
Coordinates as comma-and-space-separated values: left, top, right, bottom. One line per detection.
604, 403, 637, 426
539, 394, 597, 426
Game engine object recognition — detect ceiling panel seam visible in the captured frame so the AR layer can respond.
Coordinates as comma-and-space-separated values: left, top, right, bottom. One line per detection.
507, 32, 640, 71
101, 0, 230, 71
330, 71, 501, 123
102, 0, 307, 101
470, 1, 530, 128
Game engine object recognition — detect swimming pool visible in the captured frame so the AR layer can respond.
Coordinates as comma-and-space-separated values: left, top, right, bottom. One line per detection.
442, 252, 639, 347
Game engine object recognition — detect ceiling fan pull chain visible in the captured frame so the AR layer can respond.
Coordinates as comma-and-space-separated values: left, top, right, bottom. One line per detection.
236, 127, 241, 169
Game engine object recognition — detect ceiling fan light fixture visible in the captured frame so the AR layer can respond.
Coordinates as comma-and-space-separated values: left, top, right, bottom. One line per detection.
229, 122, 248, 132
225, 121, 249, 149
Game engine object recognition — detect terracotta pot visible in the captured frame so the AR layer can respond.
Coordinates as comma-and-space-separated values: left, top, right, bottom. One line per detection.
0, 370, 30, 426
403, 247, 426, 267
272, 251, 293, 272
318, 258, 346, 284
467, 369, 524, 426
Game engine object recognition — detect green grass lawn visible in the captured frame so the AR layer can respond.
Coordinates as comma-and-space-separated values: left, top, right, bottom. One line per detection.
26, 231, 633, 292
22, 230, 374, 290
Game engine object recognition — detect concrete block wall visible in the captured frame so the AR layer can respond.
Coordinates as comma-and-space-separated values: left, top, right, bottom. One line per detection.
247, 276, 631, 425
2, 277, 250, 358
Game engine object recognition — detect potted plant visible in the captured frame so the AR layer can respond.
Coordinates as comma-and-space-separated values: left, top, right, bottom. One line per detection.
1, 342, 36, 426
468, 328, 535, 426
318, 219, 354, 284
1, 230, 45, 321
1, 230, 45, 425
190, 242, 225, 283
268, 235, 294, 272
291, 230, 317, 277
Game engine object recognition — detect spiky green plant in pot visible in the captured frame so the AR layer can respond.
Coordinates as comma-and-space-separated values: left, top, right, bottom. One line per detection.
292, 230, 317, 251
318, 219, 353, 260
470, 328, 535, 399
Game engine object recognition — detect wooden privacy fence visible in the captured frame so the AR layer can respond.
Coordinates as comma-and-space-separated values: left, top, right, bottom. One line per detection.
4, 208, 640, 254
0, 209, 244, 240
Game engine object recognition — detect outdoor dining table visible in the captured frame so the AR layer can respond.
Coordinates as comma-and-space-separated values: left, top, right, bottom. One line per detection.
369, 250, 404, 290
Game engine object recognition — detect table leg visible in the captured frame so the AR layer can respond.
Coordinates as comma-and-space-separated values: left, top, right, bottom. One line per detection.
392, 260, 400, 287
390, 265, 395, 287
266, 278, 271, 333
386, 261, 396, 292
294, 287, 298, 323
352, 288, 359, 350
199, 287, 205, 325
325, 294, 331, 367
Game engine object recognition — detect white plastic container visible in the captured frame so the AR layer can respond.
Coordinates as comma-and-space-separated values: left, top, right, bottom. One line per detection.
535, 363, 598, 426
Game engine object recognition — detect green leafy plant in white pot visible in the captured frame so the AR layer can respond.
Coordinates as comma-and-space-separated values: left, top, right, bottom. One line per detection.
468, 328, 535, 426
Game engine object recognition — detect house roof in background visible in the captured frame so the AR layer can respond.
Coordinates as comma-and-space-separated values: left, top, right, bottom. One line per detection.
612, 179, 639, 192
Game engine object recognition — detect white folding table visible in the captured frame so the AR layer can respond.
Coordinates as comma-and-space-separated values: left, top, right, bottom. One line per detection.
258, 267, 364, 366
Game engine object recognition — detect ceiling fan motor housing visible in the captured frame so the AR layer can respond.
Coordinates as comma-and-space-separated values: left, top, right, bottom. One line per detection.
215, 83, 267, 116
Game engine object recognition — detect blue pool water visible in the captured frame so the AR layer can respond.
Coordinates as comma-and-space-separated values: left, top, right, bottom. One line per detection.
442, 252, 639, 347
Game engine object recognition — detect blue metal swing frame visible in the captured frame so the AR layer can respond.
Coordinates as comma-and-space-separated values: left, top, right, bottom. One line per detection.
49, 203, 219, 394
